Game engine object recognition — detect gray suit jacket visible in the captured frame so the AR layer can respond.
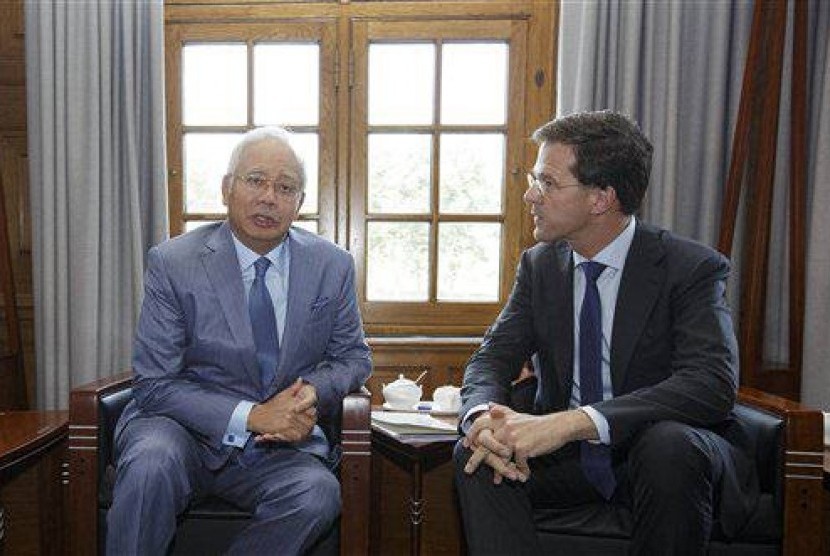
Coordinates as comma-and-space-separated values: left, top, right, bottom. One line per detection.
118, 222, 372, 469
462, 221, 740, 445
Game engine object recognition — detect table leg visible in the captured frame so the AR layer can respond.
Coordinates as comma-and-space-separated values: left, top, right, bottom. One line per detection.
408, 460, 423, 556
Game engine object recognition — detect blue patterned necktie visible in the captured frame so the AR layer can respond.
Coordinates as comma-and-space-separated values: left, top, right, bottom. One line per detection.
249, 257, 279, 390
579, 261, 617, 500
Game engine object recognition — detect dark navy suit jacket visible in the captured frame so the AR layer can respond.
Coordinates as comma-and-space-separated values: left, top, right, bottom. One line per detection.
461, 221, 757, 536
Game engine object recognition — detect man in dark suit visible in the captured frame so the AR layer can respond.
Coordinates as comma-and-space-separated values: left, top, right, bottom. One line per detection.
107, 127, 372, 555
454, 111, 757, 555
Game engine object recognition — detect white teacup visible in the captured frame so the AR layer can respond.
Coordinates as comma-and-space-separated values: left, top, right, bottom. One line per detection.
432, 385, 461, 413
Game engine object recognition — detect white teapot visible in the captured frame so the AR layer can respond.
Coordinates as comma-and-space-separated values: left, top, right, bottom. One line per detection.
382, 374, 422, 410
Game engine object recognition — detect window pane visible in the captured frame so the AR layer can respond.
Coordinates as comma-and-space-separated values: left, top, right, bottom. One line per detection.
185, 220, 220, 233
367, 222, 429, 301
368, 134, 431, 214
254, 43, 319, 126
183, 44, 247, 126
441, 43, 507, 125
438, 223, 500, 301
440, 134, 504, 214
291, 133, 319, 215
293, 220, 318, 234
184, 133, 241, 213
369, 43, 435, 125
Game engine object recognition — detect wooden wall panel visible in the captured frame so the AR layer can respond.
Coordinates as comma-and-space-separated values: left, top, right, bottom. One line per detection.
367, 339, 478, 406
0, 0, 33, 408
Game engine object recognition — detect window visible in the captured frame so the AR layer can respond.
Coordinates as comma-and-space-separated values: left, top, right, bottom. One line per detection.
167, 21, 336, 236
165, 1, 557, 336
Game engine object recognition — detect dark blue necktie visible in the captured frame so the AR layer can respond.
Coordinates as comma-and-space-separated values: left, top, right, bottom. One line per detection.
579, 261, 616, 500
249, 257, 279, 390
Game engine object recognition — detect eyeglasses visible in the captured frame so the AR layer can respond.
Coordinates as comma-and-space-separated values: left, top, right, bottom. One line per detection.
526, 172, 581, 197
233, 173, 302, 199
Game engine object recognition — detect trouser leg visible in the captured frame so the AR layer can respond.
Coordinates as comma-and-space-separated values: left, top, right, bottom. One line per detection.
627, 421, 723, 556
106, 416, 208, 556
215, 448, 340, 556
453, 440, 541, 555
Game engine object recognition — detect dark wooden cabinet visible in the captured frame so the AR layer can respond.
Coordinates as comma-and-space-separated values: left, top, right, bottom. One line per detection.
0, 411, 68, 555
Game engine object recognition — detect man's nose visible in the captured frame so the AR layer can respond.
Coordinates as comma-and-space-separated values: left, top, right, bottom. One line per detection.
256, 183, 281, 204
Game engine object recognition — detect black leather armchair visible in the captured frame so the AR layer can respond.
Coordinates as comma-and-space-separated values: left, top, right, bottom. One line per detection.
67, 372, 371, 555
509, 377, 824, 555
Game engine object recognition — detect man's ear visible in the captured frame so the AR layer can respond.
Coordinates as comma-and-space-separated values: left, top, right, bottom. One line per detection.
592, 186, 619, 215
221, 175, 231, 207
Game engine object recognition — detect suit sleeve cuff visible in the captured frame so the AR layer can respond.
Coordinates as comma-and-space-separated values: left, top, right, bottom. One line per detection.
580, 405, 611, 445
223, 400, 255, 447
460, 403, 491, 435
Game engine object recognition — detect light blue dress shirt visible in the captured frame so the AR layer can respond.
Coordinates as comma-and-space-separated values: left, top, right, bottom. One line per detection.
222, 233, 289, 448
572, 216, 636, 444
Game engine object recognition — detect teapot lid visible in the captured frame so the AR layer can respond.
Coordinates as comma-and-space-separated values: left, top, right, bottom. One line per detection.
386, 374, 418, 388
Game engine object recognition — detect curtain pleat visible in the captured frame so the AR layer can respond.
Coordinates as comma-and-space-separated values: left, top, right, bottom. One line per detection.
25, 0, 168, 409
557, 0, 829, 409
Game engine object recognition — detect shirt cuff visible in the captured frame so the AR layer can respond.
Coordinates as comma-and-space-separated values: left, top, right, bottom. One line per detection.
460, 403, 491, 435
580, 405, 611, 445
223, 400, 255, 447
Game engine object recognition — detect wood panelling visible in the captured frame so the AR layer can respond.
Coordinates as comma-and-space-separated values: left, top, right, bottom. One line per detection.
0, 0, 32, 409
371, 456, 462, 556
0, 2, 24, 58
367, 338, 478, 406
0, 87, 25, 130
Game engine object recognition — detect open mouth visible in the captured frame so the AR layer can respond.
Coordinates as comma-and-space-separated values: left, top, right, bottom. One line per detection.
252, 215, 279, 228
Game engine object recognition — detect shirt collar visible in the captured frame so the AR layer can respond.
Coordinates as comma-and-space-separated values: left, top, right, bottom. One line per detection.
230, 229, 289, 275
572, 216, 636, 272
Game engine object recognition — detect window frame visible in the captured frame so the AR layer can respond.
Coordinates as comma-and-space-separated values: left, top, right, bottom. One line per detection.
164, 0, 558, 337
165, 20, 338, 238
350, 18, 527, 332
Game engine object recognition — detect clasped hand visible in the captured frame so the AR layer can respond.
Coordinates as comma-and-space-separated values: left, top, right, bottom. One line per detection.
247, 378, 318, 443
463, 404, 594, 484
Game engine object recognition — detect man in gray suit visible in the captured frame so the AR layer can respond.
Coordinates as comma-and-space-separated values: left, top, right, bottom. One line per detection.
107, 127, 371, 555
455, 111, 757, 555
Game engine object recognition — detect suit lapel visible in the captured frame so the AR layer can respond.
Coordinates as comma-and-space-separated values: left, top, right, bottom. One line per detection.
545, 243, 575, 410
201, 223, 260, 386
610, 223, 665, 393
277, 231, 318, 387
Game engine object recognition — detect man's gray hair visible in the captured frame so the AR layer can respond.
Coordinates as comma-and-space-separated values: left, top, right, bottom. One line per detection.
226, 126, 307, 189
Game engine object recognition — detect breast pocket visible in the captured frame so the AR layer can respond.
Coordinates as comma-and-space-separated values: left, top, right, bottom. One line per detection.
298, 300, 335, 355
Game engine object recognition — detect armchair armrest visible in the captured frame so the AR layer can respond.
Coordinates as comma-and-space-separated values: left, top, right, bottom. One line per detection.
737, 387, 824, 556
68, 371, 133, 556
338, 387, 371, 556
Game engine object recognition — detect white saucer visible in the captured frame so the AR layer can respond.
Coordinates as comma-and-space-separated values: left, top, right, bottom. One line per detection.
429, 408, 460, 417
382, 402, 420, 412
381, 401, 459, 416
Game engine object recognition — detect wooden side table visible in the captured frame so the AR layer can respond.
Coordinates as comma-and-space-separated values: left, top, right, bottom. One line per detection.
0, 411, 68, 555
370, 414, 460, 555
